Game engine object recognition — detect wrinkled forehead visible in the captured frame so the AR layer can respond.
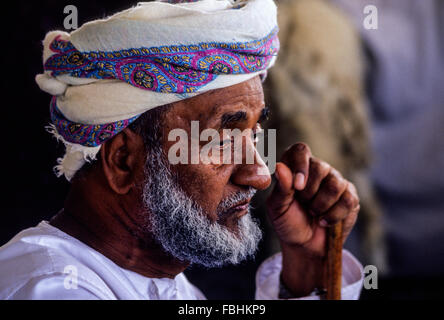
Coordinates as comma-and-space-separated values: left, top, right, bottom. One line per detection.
163, 76, 265, 130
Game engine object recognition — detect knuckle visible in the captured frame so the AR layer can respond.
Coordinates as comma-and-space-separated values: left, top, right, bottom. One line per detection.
348, 182, 359, 198
309, 157, 321, 169
341, 192, 356, 209
348, 181, 357, 191
319, 161, 331, 173
325, 180, 342, 196
310, 158, 330, 176
344, 211, 359, 230
330, 168, 343, 179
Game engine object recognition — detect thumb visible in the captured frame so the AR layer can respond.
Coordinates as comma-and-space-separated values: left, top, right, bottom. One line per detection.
267, 162, 295, 220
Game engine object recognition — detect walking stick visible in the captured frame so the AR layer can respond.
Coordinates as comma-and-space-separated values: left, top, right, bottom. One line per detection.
324, 221, 343, 300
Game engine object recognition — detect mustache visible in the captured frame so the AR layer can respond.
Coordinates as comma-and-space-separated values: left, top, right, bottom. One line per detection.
216, 187, 257, 217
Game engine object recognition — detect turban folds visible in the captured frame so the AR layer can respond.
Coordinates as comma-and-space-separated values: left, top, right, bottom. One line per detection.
36, 0, 279, 180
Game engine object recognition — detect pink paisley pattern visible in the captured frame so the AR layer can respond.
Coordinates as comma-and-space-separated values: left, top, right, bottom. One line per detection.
50, 97, 139, 147
44, 28, 279, 94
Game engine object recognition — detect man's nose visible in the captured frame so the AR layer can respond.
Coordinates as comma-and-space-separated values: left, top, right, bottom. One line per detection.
231, 148, 272, 191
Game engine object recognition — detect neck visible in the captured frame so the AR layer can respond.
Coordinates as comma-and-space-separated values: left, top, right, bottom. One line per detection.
50, 180, 189, 279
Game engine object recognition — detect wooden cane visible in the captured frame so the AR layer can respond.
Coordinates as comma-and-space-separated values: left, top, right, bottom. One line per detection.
324, 221, 343, 300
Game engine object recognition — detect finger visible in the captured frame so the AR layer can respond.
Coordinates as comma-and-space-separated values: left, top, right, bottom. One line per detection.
308, 168, 348, 216
266, 162, 295, 219
281, 143, 311, 190
318, 186, 360, 227
274, 162, 293, 193
297, 158, 331, 202
348, 181, 358, 198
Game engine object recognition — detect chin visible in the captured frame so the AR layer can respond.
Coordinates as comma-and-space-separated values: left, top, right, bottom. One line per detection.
219, 211, 250, 235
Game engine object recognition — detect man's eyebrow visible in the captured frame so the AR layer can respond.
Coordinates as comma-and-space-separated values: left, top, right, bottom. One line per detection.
220, 111, 248, 128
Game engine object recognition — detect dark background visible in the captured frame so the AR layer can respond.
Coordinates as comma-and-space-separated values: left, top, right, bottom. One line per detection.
1, 1, 136, 245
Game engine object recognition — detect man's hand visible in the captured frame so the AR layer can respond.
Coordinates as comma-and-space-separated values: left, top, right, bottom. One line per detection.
266, 143, 360, 297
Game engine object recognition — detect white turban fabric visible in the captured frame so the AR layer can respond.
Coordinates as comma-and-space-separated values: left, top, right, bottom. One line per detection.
36, 0, 279, 180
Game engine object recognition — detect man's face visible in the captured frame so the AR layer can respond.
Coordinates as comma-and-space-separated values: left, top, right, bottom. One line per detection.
140, 76, 272, 267
163, 76, 272, 229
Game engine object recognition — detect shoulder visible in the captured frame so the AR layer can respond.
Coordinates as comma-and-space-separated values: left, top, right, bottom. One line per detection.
0, 221, 115, 299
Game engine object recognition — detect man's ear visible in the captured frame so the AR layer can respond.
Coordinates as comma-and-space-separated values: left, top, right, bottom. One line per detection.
100, 128, 145, 194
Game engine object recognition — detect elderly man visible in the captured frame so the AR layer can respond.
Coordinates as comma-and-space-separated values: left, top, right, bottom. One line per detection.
0, 0, 363, 299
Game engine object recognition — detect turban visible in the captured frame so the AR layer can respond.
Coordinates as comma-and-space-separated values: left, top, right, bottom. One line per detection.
36, 0, 279, 180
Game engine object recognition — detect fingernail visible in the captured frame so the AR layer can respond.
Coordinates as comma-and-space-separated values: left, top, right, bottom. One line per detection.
295, 173, 305, 190
319, 219, 328, 227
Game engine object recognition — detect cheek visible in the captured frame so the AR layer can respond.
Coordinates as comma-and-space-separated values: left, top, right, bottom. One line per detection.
174, 163, 234, 218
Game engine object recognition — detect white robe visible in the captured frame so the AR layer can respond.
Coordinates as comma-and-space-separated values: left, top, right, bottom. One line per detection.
0, 221, 363, 300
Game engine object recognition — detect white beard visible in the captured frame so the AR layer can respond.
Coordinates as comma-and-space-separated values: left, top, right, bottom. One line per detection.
141, 148, 262, 268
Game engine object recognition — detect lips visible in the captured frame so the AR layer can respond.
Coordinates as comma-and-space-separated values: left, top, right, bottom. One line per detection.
231, 203, 249, 211
226, 200, 251, 218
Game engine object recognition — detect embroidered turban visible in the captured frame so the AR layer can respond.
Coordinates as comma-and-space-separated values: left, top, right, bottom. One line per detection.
36, 0, 279, 180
